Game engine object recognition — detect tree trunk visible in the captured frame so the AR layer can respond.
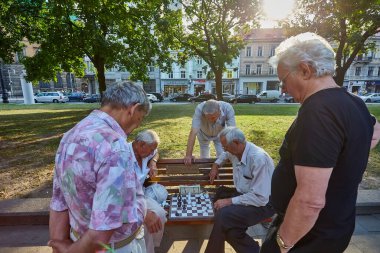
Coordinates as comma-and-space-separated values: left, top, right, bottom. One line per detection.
334, 66, 346, 87
93, 54, 106, 97
214, 69, 223, 100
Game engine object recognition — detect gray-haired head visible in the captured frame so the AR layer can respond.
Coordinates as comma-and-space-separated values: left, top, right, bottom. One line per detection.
269, 32, 335, 77
101, 81, 151, 114
219, 127, 246, 144
135, 130, 160, 145
202, 99, 220, 115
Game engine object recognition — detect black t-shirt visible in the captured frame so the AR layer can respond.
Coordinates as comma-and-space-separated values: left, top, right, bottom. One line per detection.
271, 88, 374, 238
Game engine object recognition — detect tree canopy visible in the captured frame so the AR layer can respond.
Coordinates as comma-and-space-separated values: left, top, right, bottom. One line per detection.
20, 0, 182, 94
281, 0, 380, 86
175, 0, 260, 100
0, 0, 43, 63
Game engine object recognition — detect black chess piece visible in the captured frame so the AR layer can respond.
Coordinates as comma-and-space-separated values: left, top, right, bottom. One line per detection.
178, 201, 181, 207
197, 197, 201, 204
182, 204, 186, 210
175, 211, 180, 216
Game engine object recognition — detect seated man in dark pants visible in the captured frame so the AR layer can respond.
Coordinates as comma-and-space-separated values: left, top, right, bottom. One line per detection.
205, 127, 275, 253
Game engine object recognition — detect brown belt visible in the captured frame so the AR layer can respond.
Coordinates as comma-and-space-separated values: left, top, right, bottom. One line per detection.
71, 225, 143, 249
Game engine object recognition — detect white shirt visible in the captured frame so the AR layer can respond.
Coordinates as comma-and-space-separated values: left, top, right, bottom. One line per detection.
215, 142, 274, 207
192, 101, 236, 138
128, 142, 157, 185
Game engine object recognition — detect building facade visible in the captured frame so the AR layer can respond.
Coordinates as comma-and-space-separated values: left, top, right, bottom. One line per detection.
238, 28, 285, 95
343, 33, 380, 94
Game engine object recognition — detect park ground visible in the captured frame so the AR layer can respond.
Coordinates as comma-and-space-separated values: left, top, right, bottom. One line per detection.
1, 103, 380, 199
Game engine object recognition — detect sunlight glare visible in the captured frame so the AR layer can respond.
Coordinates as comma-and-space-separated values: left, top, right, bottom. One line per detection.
262, 0, 295, 21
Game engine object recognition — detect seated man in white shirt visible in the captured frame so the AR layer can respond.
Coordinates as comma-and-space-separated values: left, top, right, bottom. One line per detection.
206, 127, 275, 253
130, 130, 167, 253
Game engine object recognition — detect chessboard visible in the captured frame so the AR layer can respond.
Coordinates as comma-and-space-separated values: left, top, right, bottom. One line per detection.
169, 193, 214, 220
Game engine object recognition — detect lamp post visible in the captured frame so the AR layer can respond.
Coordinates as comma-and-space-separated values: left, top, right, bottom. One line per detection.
8, 68, 15, 98
0, 67, 9, 103
233, 67, 239, 95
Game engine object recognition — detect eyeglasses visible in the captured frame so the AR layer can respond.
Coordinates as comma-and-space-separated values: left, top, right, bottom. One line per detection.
279, 71, 292, 89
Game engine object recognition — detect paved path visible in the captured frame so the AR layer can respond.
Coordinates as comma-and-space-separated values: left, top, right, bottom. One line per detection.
0, 214, 379, 253
0, 190, 379, 252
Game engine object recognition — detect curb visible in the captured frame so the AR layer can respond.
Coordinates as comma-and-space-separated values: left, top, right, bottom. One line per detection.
0, 190, 379, 226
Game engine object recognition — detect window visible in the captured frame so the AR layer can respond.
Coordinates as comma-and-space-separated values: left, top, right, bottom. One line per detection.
149, 66, 154, 72
269, 66, 274, 75
270, 46, 276, 57
197, 71, 203, 78
227, 70, 232, 78
368, 66, 374, 76
257, 46, 263, 57
245, 64, 251, 75
246, 46, 251, 57
256, 64, 262, 75
355, 67, 361, 76
181, 70, 186, 78
197, 58, 203, 64
378, 67, 380, 77
169, 72, 173, 78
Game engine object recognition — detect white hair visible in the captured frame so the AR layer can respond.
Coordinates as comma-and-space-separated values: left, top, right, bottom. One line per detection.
101, 81, 151, 114
269, 32, 335, 77
135, 130, 160, 145
219, 127, 246, 144
202, 100, 220, 115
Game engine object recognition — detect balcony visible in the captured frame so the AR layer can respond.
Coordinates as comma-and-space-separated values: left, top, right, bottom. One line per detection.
240, 70, 277, 77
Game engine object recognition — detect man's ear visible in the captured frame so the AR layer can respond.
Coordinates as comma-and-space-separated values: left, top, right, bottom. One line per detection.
127, 103, 141, 117
299, 62, 313, 80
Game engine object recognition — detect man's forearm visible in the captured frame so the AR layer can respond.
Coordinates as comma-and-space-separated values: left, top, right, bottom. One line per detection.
49, 209, 70, 241
278, 193, 322, 250
185, 130, 197, 156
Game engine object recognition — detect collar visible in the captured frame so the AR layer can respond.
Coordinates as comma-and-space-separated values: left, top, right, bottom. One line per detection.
239, 142, 251, 165
128, 142, 138, 166
92, 109, 127, 139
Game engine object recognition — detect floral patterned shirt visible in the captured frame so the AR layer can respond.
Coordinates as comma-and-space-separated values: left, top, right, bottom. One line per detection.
50, 110, 146, 243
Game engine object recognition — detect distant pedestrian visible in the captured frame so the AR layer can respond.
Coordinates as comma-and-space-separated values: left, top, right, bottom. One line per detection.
261, 32, 380, 253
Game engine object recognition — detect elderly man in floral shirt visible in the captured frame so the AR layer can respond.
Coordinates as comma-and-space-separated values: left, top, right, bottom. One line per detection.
48, 81, 151, 253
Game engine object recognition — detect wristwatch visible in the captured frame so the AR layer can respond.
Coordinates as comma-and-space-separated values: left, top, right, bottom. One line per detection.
276, 232, 294, 250
152, 158, 158, 163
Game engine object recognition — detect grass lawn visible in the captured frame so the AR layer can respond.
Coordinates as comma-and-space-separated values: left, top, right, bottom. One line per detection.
0, 102, 380, 199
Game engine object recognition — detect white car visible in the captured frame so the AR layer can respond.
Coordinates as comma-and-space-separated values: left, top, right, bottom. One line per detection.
359, 93, 380, 103
34, 92, 69, 103
146, 93, 158, 103
222, 93, 235, 102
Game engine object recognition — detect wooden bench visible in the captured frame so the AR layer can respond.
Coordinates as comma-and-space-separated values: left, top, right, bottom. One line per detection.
146, 158, 271, 227
145, 158, 232, 225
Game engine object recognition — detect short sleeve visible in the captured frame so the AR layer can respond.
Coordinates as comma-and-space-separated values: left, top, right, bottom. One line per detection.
292, 107, 344, 168
50, 168, 68, 211
224, 103, 236, 127
191, 103, 204, 130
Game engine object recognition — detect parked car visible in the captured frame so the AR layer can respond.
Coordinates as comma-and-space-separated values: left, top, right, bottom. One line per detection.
150, 92, 164, 102
359, 93, 380, 103
146, 93, 159, 103
188, 93, 216, 102
34, 91, 69, 103
229, 94, 259, 104
222, 93, 235, 102
283, 93, 295, 103
68, 92, 86, 102
257, 90, 281, 103
170, 93, 194, 102
83, 94, 101, 103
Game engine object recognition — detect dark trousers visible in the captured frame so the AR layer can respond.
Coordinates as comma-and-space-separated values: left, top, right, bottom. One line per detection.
205, 204, 275, 253
260, 215, 354, 253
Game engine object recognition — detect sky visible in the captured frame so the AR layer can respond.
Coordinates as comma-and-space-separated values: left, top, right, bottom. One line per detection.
260, 0, 296, 28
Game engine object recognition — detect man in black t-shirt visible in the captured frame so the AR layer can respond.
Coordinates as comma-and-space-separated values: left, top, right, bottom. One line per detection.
260, 33, 380, 253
